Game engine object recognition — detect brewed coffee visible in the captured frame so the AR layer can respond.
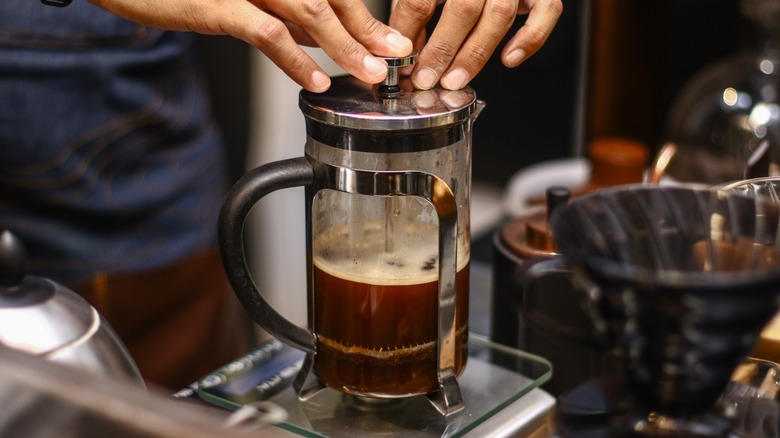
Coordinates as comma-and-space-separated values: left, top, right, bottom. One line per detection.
312, 223, 469, 396
218, 54, 477, 414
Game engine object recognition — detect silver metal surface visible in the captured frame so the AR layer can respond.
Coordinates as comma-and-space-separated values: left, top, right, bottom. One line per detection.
0, 278, 142, 384
464, 388, 555, 438
299, 76, 478, 131
0, 230, 142, 384
0, 344, 272, 437
377, 52, 415, 91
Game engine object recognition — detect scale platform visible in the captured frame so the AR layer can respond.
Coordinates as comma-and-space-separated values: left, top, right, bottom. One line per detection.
180, 334, 554, 437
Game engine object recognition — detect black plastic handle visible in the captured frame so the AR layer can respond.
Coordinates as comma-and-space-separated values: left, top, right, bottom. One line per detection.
218, 157, 316, 353
520, 257, 608, 338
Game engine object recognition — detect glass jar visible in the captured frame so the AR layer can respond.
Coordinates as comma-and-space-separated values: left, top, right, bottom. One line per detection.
656, 0, 780, 184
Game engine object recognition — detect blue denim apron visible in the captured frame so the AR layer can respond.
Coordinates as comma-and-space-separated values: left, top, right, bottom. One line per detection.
0, 1, 228, 284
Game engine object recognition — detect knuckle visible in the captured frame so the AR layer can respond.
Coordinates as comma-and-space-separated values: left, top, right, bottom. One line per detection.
487, 0, 518, 25
363, 18, 386, 39
337, 38, 364, 61
547, 0, 564, 18
424, 42, 459, 65
254, 18, 288, 44
284, 52, 313, 75
300, 0, 330, 20
451, 0, 484, 21
522, 23, 549, 48
462, 44, 491, 66
400, 0, 437, 20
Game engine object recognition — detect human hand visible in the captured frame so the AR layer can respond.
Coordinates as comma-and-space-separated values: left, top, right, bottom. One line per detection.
89, 0, 413, 92
389, 0, 562, 90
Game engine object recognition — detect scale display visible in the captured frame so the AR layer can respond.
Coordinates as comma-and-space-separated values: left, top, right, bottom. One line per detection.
187, 334, 552, 437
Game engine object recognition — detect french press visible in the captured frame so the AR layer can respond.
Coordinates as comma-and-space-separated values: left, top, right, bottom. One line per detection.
219, 54, 483, 415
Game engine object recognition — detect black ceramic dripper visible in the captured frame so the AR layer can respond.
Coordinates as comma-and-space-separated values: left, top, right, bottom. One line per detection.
547, 184, 780, 437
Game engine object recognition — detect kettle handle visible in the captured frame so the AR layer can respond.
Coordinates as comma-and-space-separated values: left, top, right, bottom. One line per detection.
520, 257, 609, 339
218, 157, 316, 353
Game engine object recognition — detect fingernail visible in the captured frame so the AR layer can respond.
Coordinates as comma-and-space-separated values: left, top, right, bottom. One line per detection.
441, 90, 471, 108
440, 68, 469, 90
311, 70, 331, 92
413, 67, 438, 90
386, 32, 412, 52
413, 90, 436, 109
505, 49, 526, 67
364, 56, 388, 77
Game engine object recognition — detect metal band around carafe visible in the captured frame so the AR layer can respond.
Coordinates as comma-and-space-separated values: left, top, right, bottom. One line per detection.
310, 161, 462, 405
304, 119, 465, 153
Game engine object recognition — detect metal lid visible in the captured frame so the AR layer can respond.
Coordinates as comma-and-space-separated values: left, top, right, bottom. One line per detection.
299, 53, 478, 131
0, 230, 96, 353
0, 230, 143, 382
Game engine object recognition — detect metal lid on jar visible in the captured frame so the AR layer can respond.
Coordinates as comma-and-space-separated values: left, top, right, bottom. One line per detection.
299, 53, 479, 131
0, 230, 143, 385
0, 230, 94, 354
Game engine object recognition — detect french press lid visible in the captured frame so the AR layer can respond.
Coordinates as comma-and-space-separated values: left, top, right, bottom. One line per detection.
299, 53, 479, 131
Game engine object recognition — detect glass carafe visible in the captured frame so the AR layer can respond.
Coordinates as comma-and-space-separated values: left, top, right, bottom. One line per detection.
218, 54, 483, 415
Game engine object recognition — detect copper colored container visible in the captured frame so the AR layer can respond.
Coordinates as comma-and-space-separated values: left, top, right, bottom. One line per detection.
491, 188, 610, 396
491, 138, 647, 396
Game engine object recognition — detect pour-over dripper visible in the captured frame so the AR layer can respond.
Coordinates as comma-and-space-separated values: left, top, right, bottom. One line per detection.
722, 176, 780, 370
548, 184, 780, 437
723, 176, 780, 201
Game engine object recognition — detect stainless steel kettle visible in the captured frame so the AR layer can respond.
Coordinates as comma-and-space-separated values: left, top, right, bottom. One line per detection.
0, 230, 143, 385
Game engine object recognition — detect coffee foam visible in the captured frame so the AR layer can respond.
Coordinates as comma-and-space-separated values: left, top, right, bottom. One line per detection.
313, 222, 469, 286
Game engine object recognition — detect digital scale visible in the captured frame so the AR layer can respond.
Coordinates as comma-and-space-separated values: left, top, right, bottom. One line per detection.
177, 335, 556, 437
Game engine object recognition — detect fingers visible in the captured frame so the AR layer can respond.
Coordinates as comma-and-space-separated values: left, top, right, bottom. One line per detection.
95, 0, 415, 92
211, 1, 332, 92
399, 30, 426, 77
501, 0, 562, 68
283, 20, 317, 47
329, 0, 413, 57
254, 0, 412, 86
90, 0, 335, 92
393, 0, 562, 90
388, 0, 439, 46
253, 0, 386, 85
416, 0, 517, 90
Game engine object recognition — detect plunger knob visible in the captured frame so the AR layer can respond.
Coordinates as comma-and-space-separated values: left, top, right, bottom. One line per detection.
377, 53, 416, 98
